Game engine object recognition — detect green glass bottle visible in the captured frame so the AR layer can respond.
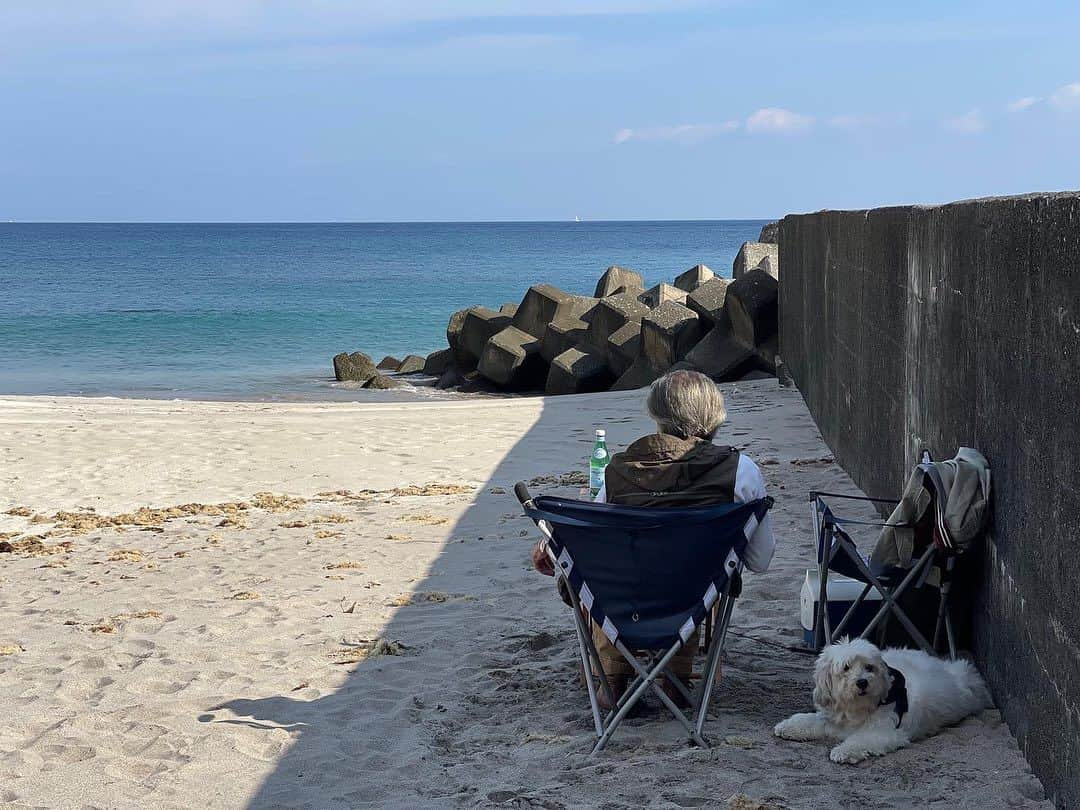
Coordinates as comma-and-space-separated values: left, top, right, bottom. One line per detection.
589, 429, 609, 500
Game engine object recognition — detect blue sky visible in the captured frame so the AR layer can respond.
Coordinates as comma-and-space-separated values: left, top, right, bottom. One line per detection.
2, 1, 1080, 221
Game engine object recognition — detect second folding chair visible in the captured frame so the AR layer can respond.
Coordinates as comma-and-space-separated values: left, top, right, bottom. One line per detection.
810, 451, 970, 658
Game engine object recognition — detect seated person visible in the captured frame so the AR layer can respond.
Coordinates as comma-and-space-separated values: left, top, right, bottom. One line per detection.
531, 369, 776, 708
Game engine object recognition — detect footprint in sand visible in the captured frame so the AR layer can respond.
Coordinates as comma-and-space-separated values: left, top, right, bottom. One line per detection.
131, 679, 191, 695
40, 742, 97, 764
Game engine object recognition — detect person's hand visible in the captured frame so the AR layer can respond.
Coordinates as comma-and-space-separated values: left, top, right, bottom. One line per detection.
531, 540, 555, 576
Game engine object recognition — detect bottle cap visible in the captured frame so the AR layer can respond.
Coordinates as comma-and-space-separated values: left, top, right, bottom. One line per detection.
596, 429, 605, 437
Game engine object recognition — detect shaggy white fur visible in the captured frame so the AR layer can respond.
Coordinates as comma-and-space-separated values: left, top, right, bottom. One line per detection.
774, 638, 991, 764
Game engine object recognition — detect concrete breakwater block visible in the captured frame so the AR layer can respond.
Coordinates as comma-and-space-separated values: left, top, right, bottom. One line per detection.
641, 301, 702, 372
585, 292, 650, 351
435, 365, 465, 389
376, 355, 402, 371
605, 321, 642, 377
732, 241, 779, 279
460, 307, 512, 368
685, 328, 758, 381
725, 267, 778, 348
478, 326, 547, 390
594, 265, 644, 298
512, 284, 596, 340
638, 282, 687, 309
540, 316, 589, 363
423, 348, 453, 376
396, 354, 426, 374
674, 263, 714, 293
545, 347, 615, 395
755, 336, 778, 375
686, 277, 732, 330
333, 351, 377, 383
611, 356, 662, 391
446, 308, 475, 372
339, 259, 778, 396
365, 373, 402, 389
755, 254, 778, 280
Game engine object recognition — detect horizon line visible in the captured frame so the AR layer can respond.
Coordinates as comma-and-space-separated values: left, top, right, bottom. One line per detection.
0, 217, 776, 225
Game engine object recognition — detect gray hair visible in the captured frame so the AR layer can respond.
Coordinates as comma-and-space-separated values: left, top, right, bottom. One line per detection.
645, 370, 727, 440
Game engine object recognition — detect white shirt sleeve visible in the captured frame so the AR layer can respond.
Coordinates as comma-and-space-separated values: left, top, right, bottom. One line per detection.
733, 454, 776, 574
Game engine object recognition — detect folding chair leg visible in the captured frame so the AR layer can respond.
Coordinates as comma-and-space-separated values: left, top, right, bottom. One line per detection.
861, 595, 934, 653
933, 556, 958, 659
592, 642, 690, 754
831, 582, 874, 640
559, 575, 617, 737
944, 611, 957, 660
629, 661, 708, 749
570, 608, 605, 737
716, 586, 737, 652
576, 612, 618, 709
815, 526, 833, 650
605, 659, 690, 724
854, 545, 937, 654
661, 667, 695, 705
932, 588, 948, 654
695, 592, 735, 736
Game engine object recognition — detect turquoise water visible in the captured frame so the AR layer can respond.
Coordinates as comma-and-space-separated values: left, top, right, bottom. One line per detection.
0, 221, 766, 399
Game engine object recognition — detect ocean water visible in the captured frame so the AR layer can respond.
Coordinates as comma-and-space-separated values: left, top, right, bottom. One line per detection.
0, 221, 766, 400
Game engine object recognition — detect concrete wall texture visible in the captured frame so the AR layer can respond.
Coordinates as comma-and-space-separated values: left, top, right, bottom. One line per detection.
779, 192, 1080, 807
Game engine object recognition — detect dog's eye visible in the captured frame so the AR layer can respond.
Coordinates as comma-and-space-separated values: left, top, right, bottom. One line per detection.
866, 664, 876, 673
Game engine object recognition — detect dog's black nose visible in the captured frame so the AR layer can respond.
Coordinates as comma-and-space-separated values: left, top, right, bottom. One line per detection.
856, 678, 869, 690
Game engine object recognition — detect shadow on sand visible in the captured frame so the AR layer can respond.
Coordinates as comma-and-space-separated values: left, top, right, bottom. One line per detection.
204, 394, 656, 807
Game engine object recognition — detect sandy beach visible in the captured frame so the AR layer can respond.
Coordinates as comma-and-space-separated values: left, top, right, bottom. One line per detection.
0, 382, 1048, 809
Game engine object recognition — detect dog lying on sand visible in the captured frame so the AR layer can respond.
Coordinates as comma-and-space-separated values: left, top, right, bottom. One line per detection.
774, 638, 991, 764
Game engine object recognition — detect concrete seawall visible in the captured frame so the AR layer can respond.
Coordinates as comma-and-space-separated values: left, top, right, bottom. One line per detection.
779, 192, 1080, 807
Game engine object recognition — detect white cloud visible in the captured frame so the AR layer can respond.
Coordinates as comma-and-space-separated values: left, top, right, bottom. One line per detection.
1007, 96, 1041, 113
613, 121, 739, 145
943, 109, 986, 134
745, 107, 813, 134
1049, 82, 1080, 111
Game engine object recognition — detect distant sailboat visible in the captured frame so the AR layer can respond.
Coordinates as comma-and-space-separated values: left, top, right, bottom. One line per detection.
574, 215, 581, 222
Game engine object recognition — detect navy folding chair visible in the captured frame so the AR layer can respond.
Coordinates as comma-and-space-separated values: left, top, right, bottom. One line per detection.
515, 482, 773, 754
810, 451, 964, 658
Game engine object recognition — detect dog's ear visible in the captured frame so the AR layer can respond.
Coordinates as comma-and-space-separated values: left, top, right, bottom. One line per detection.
812, 654, 836, 710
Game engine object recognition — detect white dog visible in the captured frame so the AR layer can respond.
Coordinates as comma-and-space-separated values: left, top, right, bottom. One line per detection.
773, 638, 991, 764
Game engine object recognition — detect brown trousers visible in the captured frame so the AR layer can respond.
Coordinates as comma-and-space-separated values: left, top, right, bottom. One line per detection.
590, 620, 698, 680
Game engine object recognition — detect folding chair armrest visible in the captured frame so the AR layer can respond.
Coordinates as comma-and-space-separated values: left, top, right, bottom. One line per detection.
810, 490, 901, 507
